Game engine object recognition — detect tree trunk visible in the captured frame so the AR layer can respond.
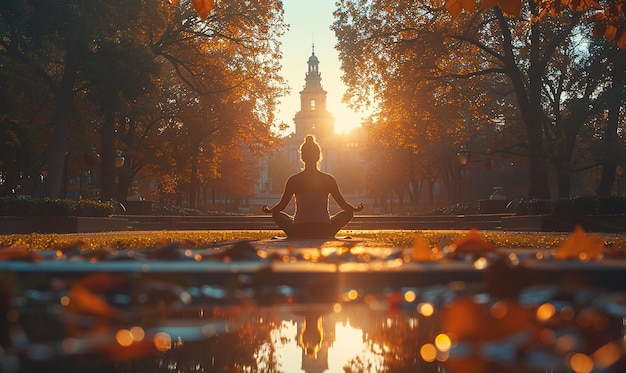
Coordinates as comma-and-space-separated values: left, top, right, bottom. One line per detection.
115, 162, 132, 202
557, 171, 571, 198
526, 118, 551, 198
496, 7, 551, 199
597, 50, 625, 196
189, 144, 200, 208
100, 111, 116, 201
44, 18, 79, 199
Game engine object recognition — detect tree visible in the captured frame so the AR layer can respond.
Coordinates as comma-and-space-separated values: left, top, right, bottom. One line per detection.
446, 0, 626, 49
137, 0, 287, 207
2, 0, 288, 204
178, 0, 626, 49
333, 0, 593, 199
595, 46, 626, 195
0, 0, 88, 198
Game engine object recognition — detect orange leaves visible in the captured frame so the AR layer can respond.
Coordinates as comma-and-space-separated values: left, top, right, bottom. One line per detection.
539, 0, 626, 49
446, 0, 476, 17
446, 0, 523, 17
441, 296, 532, 342
192, 0, 217, 19
410, 233, 442, 261
553, 225, 605, 260
168, 0, 216, 19
409, 229, 495, 261
589, 10, 626, 49
496, 0, 523, 16
0, 245, 43, 262
451, 229, 495, 253
445, 0, 625, 48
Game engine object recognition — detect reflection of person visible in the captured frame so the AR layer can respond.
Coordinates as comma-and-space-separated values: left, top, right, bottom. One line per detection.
298, 313, 323, 358
262, 135, 364, 238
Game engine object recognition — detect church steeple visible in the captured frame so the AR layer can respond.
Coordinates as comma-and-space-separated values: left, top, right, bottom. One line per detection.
294, 46, 334, 137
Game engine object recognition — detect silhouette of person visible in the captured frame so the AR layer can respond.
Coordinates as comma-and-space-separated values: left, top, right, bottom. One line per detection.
298, 312, 323, 359
262, 135, 364, 238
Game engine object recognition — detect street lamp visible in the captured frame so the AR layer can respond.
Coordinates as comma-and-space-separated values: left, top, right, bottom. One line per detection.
457, 147, 471, 203
457, 147, 471, 167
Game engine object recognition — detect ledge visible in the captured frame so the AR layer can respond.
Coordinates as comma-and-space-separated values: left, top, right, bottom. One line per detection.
501, 214, 626, 232
0, 216, 129, 234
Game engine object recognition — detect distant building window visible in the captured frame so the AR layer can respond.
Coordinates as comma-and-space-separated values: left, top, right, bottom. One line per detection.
310, 99, 316, 110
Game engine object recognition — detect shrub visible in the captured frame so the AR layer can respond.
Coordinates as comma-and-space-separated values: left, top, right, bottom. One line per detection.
514, 195, 626, 216
0, 198, 39, 216
37, 199, 73, 217
72, 200, 115, 217
514, 198, 552, 215
0, 198, 113, 217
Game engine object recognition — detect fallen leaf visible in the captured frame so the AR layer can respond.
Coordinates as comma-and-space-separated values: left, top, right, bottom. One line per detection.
553, 226, 604, 260
442, 296, 531, 342
452, 229, 495, 253
411, 233, 441, 261
0, 246, 43, 262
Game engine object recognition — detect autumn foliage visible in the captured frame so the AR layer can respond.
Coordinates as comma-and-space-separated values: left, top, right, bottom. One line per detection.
446, 0, 626, 48
170, 0, 217, 19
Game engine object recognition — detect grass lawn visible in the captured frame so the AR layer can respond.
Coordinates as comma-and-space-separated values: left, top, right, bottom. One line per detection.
1, 229, 625, 251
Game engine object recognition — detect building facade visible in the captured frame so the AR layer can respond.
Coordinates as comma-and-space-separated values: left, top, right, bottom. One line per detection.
253, 49, 368, 208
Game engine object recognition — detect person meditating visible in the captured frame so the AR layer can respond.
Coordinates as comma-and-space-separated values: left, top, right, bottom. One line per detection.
262, 135, 364, 238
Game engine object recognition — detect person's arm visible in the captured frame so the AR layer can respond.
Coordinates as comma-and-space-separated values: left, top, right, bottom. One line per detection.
262, 177, 295, 213
329, 176, 364, 212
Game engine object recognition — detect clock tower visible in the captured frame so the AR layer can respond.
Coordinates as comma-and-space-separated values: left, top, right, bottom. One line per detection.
293, 45, 335, 139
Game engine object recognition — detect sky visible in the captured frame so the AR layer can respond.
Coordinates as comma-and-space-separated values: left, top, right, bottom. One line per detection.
277, 0, 365, 135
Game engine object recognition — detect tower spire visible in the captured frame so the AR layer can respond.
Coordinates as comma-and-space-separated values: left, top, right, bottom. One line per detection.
295, 47, 334, 137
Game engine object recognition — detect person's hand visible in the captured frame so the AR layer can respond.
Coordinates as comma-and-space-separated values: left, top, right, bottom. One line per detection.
261, 205, 272, 213
354, 202, 364, 212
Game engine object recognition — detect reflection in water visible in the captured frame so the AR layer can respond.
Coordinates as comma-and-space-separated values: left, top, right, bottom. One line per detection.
108, 293, 626, 373
7, 293, 626, 372
275, 306, 384, 372
5, 271, 626, 372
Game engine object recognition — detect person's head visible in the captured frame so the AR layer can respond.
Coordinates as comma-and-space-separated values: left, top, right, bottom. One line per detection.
300, 135, 321, 167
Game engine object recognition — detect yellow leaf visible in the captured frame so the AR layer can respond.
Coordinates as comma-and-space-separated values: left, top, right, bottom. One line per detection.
192, 0, 216, 19
553, 226, 604, 260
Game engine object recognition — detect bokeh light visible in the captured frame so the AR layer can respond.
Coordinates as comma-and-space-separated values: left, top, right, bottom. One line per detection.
473, 257, 488, 270
116, 329, 134, 347
60, 296, 71, 307
490, 300, 509, 319
569, 353, 593, 373
418, 302, 434, 317
536, 303, 556, 322
403, 290, 416, 303
592, 343, 621, 368
420, 343, 437, 362
434, 334, 451, 352
130, 326, 145, 342
153, 332, 172, 351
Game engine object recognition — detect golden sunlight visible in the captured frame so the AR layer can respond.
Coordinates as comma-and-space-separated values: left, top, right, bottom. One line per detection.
270, 309, 383, 372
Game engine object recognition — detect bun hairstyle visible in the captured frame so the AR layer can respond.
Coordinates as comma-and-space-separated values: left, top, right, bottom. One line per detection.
300, 135, 322, 165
